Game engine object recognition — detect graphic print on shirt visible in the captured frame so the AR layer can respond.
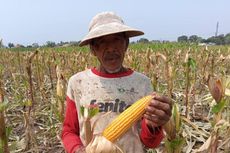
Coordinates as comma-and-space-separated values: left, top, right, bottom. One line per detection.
89, 98, 131, 113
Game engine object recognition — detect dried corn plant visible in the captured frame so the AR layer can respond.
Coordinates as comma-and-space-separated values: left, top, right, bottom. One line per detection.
0, 65, 10, 153
0, 44, 229, 152
56, 66, 66, 122
195, 76, 230, 153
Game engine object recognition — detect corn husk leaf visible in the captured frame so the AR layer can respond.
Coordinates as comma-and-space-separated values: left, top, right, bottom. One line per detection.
86, 135, 124, 153
184, 51, 189, 63
208, 77, 224, 103
80, 105, 99, 119
88, 106, 99, 118
0, 101, 8, 112
225, 88, 230, 96
80, 105, 85, 117
163, 118, 176, 140
188, 57, 196, 71
173, 103, 181, 132
165, 137, 185, 153
211, 99, 226, 113
81, 104, 99, 145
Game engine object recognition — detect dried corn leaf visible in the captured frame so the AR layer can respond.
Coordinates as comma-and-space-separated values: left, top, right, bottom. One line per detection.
86, 135, 124, 153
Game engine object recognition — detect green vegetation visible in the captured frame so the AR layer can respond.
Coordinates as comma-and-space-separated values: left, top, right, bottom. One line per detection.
0, 43, 230, 152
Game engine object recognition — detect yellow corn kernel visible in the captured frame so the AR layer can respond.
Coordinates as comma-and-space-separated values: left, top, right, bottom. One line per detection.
102, 95, 153, 142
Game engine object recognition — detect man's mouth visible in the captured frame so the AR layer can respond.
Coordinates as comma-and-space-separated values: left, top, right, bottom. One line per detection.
105, 54, 120, 61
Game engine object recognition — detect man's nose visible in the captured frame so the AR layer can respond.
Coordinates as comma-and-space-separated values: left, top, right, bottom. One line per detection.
106, 48, 116, 53
105, 42, 117, 52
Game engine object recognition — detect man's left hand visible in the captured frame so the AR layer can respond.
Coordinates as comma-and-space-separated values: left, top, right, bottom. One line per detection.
144, 93, 172, 129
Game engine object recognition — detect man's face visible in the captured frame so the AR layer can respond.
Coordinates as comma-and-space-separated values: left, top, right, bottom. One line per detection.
91, 33, 128, 73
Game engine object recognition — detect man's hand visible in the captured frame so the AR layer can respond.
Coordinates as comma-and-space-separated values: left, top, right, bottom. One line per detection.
144, 93, 172, 129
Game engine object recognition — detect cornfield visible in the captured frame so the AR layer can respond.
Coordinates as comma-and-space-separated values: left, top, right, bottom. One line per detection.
0, 43, 230, 153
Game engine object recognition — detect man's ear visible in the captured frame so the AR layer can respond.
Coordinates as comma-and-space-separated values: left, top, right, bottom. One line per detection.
125, 38, 129, 52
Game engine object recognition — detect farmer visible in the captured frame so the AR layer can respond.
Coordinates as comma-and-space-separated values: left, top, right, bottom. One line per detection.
61, 12, 172, 153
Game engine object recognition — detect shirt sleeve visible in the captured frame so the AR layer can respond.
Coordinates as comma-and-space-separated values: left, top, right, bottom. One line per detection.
140, 119, 164, 148
139, 76, 164, 148
61, 96, 83, 153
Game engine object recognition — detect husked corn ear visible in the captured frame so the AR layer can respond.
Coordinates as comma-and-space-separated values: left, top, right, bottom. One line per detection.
102, 95, 153, 142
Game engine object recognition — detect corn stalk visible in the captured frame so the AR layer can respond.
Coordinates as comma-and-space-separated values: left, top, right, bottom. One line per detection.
144, 48, 151, 74
184, 49, 196, 119
155, 51, 184, 153
56, 66, 66, 122
24, 50, 38, 151
0, 68, 9, 153
197, 76, 229, 153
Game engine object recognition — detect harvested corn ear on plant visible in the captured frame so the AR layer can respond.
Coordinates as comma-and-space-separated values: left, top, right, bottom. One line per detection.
196, 76, 230, 152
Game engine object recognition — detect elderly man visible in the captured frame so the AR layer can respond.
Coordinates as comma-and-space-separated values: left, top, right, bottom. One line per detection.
61, 12, 172, 153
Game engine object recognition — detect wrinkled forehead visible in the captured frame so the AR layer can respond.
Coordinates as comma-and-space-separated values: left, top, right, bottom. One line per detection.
92, 32, 126, 44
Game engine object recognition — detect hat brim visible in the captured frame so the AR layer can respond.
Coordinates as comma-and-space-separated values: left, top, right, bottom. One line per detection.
79, 22, 144, 46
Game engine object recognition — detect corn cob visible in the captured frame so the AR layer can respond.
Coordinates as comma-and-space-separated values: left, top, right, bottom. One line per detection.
102, 95, 153, 142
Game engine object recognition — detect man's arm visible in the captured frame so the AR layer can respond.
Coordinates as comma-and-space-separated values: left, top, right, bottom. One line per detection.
61, 96, 83, 153
140, 119, 164, 148
141, 93, 172, 148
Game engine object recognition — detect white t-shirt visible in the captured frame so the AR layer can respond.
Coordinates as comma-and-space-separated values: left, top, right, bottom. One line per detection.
66, 68, 153, 153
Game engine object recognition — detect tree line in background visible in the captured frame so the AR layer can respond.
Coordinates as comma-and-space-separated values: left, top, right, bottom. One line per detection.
138, 33, 230, 45
4, 41, 80, 48
177, 33, 230, 45
1, 33, 230, 48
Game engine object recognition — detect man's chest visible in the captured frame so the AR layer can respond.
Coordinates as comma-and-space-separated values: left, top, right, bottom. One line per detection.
75, 79, 144, 113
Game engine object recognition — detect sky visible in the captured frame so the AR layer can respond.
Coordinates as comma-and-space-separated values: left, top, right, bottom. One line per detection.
0, 0, 229, 46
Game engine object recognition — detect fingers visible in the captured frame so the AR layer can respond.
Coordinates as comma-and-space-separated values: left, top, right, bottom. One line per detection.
154, 95, 172, 107
144, 114, 158, 127
148, 98, 172, 116
145, 107, 170, 122
151, 93, 172, 108
144, 93, 172, 127
144, 113, 168, 128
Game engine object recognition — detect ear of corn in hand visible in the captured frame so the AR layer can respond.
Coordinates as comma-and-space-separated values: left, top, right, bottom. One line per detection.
102, 95, 153, 142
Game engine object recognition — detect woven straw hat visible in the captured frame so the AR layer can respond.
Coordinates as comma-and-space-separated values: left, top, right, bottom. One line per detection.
79, 12, 144, 46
